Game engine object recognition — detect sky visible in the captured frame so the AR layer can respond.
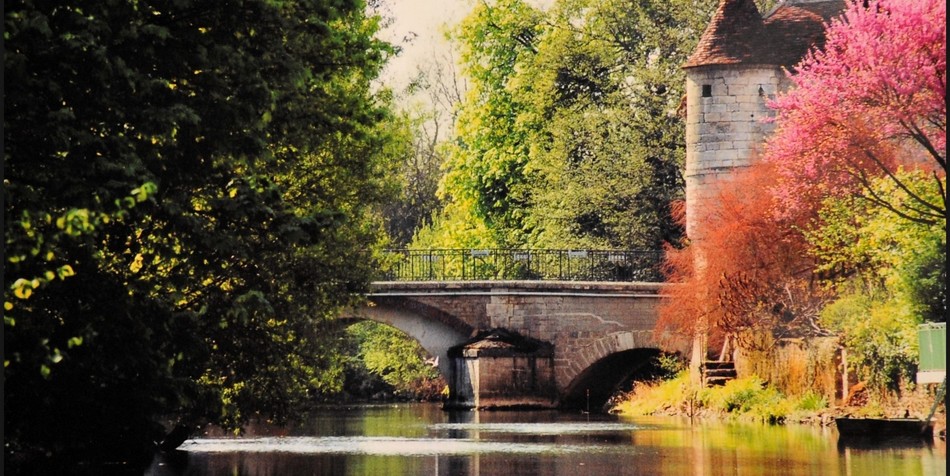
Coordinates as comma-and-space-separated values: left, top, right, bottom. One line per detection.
374, 0, 554, 98
375, 0, 475, 95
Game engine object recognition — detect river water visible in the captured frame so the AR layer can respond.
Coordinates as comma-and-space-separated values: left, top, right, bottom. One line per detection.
149, 403, 946, 476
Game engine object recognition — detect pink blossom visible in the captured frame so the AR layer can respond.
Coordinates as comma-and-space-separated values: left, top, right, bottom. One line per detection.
765, 0, 946, 223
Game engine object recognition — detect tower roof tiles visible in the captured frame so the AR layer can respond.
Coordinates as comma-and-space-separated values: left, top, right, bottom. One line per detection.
684, 0, 845, 69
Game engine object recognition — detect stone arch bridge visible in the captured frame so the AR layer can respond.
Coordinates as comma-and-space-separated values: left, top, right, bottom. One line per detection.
343, 280, 683, 411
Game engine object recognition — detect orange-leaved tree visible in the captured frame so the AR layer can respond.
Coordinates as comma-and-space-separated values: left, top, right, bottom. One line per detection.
657, 162, 831, 354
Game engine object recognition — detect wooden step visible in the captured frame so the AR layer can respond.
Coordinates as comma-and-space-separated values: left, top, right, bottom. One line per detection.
702, 361, 736, 387
702, 361, 736, 371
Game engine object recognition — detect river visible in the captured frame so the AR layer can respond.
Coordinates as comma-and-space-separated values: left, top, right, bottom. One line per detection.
147, 403, 946, 476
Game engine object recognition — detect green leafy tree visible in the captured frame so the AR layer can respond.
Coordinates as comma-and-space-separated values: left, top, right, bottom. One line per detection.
421, 0, 714, 250
521, 0, 714, 249
437, 0, 544, 247
5, 0, 399, 470
810, 171, 946, 393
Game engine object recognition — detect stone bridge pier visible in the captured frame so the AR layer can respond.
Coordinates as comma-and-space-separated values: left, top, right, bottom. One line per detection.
344, 281, 685, 411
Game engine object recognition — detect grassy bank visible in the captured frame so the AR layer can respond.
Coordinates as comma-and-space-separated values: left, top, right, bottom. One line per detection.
613, 372, 828, 424
612, 372, 945, 431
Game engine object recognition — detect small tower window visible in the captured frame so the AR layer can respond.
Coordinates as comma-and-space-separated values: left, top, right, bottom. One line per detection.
701, 84, 712, 97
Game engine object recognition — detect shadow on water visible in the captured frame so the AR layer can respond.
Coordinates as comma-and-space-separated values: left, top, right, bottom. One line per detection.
837, 435, 936, 451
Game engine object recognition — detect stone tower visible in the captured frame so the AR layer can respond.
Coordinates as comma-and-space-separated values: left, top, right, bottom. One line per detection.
681, 0, 844, 373
683, 0, 844, 245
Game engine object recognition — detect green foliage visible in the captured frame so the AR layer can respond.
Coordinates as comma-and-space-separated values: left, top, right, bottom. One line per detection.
420, 0, 715, 250
345, 321, 443, 399
657, 353, 688, 376
808, 171, 945, 393
699, 377, 791, 424
339, 346, 391, 399
700, 377, 763, 413
616, 373, 826, 424
821, 294, 919, 393
612, 371, 692, 416
795, 391, 828, 412
902, 230, 947, 323
522, 0, 713, 249
5, 0, 400, 468
808, 171, 946, 291
438, 0, 544, 247
411, 197, 499, 249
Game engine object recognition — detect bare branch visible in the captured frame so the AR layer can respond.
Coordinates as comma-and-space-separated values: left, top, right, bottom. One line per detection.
899, 118, 947, 171
861, 148, 946, 218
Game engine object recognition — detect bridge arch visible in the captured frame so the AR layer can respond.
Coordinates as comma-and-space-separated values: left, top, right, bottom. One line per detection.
560, 331, 666, 410
343, 297, 474, 381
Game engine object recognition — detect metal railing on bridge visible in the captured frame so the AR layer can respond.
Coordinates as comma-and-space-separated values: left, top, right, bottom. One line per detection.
378, 249, 664, 282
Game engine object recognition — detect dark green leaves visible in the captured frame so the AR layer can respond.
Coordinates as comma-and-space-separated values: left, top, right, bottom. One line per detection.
5, 0, 399, 467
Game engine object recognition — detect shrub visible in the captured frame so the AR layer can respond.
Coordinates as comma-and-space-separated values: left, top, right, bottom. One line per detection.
796, 391, 828, 412
700, 377, 765, 412
613, 371, 691, 416
700, 376, 792, 424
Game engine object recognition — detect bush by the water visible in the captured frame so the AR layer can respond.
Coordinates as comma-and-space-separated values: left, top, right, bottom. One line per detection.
613, 373, 828, 424
699, 377, 791, 424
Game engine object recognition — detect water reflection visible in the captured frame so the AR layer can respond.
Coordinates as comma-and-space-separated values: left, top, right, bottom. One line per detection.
157, 404, 946, 476
182, 436, 614, 455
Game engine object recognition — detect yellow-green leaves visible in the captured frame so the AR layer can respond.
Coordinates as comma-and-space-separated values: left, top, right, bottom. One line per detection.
130, 253, 144, 273
810, 171, 946, 392
11, 278, 39, 300
132, 181, 158, 203
8, 265, 76, 302
5, 181, 155, 316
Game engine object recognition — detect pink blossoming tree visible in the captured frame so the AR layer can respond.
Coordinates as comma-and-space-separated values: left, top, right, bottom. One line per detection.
766, 0, 946, 227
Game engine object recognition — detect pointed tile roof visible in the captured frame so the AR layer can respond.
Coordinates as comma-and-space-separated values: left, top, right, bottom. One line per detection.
685, 0, 845, 69
685, 0, 764, 68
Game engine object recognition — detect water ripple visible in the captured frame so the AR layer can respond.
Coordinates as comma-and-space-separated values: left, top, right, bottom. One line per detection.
179, 436, 626, 456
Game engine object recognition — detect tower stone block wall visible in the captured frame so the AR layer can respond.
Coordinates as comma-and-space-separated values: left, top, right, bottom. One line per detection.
684, 65, 793, 243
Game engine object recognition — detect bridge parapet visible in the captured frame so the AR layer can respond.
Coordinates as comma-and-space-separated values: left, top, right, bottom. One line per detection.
369, 280, 668, 295
366, 280, 669, 341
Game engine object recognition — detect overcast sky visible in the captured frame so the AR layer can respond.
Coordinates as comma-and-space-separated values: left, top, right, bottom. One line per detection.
374, 0, 553, 97
375, 0, 474, 95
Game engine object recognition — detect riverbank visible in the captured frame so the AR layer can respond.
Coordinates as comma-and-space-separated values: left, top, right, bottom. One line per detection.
611, 373, 946, 440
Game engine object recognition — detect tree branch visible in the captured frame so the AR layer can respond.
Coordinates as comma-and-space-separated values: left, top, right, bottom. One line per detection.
900, 118, 947, 171
860, 148, 946, 219
845, 164, 943, 225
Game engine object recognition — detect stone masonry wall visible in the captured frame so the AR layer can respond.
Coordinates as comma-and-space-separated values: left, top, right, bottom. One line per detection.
365, 281, 673, 398
684, 64, 794, 242
482, 292, 664, 390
